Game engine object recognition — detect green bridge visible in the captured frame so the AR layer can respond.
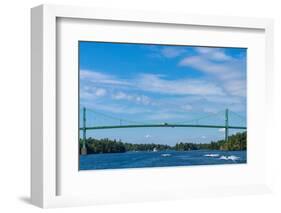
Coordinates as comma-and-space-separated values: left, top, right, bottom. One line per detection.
79, 108, 246, 155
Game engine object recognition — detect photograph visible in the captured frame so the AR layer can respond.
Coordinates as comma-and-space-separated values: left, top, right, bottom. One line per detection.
78, 41, 247, 170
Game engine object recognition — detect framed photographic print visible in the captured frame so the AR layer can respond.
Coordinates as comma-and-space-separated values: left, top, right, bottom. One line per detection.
31, 4, 274, 208
78, 41, 247, 170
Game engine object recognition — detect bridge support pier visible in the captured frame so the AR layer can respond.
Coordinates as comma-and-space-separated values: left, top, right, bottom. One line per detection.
81, 107, 87, 155
81, 146, 87, 155
225, 108, 229, 144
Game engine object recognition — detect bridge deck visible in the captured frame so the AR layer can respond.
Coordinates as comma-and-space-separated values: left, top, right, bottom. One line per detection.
80, 124, 247, 130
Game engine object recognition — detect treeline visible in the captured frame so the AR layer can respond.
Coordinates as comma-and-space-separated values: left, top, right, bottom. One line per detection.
80, 131, 246, 154
174, 131, 246, 151
124, 143, 171, 152
211, 131, 247, 151
80, 138, 126, 154
79, 138, 171, 154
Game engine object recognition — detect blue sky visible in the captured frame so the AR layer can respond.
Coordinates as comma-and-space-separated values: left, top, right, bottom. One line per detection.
79, 41, 247, 145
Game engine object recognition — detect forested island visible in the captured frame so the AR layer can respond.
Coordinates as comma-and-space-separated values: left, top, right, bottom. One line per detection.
80, 131, 246, 155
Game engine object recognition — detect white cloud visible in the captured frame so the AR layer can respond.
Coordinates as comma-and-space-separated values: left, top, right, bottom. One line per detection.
95, 88, 107, 97
82, 101, 152, 114
80, 61, 245, 117
137, 74, 224, 96
136, 95, 151, 105
179, 48, 246, 97
145, 112, 185, 121
194, 47, 233, 61
146, 46, 187, 58
218, 128, 225, 132
112, 91, 151, 105
211, 51, 233, 61
204, 95, 241, 104
81, 70, 225, 97
81, 70, 131, 87
112, 91, 130, 100
181, 104, 193, 111
80, 86, 107, 100
179, 56, 230, 75
201, 136, 207, 139
195, 47, 214, 54
223, 79, 246, 97
203, 107, 220, 114
161, 47, 186, 58
80, 71, 154, 108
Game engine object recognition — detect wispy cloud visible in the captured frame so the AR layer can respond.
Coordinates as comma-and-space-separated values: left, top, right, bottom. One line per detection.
112, 91, 151, 105
161, 47, 187, 58
146, 45, 187, 58
80, 70, 225, 97
223, 79, 246, 97
179, 56, 226, 74
80, 66, 246, 120
179, 47, 246, 97
81, 101, 152, 115
80, 86, 107, 100
81, 70, 132, 87
203, 107, 220, 114
194, 47, 233, 61
146, 112, 186, 121
137, 73, 224, 96
181, 104, 193, 111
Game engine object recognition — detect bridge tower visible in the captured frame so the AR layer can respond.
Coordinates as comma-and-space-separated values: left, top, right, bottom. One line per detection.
225, 108, 229, 144
81, 107, 87, 155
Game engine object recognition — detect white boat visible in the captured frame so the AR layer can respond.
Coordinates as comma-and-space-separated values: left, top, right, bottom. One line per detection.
153, 147, 158, 152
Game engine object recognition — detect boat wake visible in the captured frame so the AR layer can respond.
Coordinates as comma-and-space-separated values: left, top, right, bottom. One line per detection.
161, 154, 172, 157
204, 154, 240, 161
204, 154, 219, 157
219, 155, 240, 161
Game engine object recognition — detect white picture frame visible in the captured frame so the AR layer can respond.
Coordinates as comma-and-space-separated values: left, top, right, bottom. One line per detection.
31, 4, 274, 208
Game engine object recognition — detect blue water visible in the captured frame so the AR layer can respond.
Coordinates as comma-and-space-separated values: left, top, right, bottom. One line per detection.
79, 150, 246, 170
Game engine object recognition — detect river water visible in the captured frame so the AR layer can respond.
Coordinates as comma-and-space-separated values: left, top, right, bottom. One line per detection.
79, 150, 246, 170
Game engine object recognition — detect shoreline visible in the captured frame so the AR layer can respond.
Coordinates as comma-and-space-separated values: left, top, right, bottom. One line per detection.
80, 149, 247, 156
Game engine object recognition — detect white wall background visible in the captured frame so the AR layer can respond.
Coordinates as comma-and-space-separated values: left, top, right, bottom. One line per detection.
0, 0, 280, 212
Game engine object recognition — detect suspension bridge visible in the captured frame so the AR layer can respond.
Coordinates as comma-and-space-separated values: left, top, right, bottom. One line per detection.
79, 107, 246, 155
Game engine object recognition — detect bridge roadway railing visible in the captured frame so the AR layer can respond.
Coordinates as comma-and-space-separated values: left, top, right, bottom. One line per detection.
80, 123, 247, 130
